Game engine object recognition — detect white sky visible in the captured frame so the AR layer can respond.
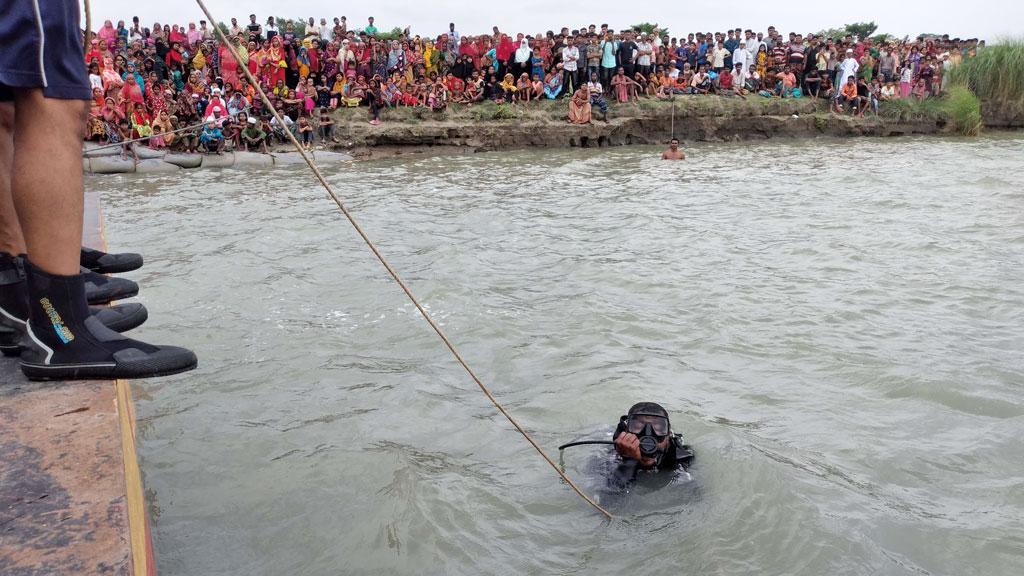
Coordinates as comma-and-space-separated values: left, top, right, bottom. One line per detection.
84, 1, 1020, 40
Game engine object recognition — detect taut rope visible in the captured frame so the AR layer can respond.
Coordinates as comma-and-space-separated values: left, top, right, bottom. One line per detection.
194, 0, 613, 520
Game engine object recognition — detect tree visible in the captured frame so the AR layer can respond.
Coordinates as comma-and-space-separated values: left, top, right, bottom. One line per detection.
273, 17, 306, 38
818, 21, 879, 41
375, 27, 407, 41
845, 22, 878, 39
631, 22, 669, 37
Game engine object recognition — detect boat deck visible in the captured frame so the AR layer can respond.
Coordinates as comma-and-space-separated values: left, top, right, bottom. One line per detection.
0, 192, 153, 575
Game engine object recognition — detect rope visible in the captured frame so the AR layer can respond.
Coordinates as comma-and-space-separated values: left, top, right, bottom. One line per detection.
194, 0, 613, 520
84, 119, 211, 154
82, 0, 92, 54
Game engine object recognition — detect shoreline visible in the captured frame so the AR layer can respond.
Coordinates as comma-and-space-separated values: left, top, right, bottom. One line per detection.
83, 96, 1021, 172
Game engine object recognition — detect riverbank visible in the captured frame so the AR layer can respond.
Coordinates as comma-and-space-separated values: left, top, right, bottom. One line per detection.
82, 95, 1021, 172
328, 95, 1013, 160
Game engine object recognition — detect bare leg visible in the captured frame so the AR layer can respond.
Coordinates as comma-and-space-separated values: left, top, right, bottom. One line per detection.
10, 90, 87, 275
0, 102, 25, 255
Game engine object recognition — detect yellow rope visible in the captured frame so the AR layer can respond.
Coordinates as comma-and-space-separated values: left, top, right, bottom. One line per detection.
194, 0, 612, 520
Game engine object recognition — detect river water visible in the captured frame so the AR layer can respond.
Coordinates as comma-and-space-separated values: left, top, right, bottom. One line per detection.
92, 135, 1024, 576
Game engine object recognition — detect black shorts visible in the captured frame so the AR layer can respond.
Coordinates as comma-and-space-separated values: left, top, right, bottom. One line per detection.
0, 0, 91, 101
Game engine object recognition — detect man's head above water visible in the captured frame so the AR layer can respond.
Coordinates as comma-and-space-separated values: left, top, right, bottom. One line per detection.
613, 402, 673, 468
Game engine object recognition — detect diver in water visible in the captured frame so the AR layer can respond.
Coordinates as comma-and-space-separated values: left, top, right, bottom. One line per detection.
560, 402, 694, 503
606, 402, 694, 491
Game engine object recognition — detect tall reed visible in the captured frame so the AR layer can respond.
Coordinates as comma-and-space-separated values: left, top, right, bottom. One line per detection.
948, 38, 1024, 111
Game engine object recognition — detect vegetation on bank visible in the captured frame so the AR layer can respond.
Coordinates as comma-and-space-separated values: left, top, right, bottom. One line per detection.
949, 38, 1024, 115
881, 87, 982, 136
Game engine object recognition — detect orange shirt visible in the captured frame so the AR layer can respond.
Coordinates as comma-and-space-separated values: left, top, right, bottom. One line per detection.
840, 83, 858, 98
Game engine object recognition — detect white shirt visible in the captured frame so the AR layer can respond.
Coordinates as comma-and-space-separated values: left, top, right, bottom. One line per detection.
840, 57, 859, 83
89, 73, 103, 90
320, 23, 332, 42
732, 47, 750, 70
731, 68, 747, 88
561, 46, 579, 71
637, 41, 653, 66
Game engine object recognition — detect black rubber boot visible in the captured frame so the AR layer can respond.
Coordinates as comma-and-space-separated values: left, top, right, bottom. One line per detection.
83, 266, 139, 304
0, 253, 29, 355
19, 260, 196, 381
1, 254, 149, 356
81, 247, 144, 274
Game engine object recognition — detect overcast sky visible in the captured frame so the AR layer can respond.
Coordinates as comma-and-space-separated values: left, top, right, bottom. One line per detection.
84, 1, 1020, 40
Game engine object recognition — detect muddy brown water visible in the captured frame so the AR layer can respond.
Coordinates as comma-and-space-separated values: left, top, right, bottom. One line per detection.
91, 134, 1024, 575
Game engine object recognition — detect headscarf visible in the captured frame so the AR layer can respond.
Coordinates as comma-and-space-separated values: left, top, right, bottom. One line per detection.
500, 73, 516, 92
515, 39, 531, 63
119, 73, 145, 107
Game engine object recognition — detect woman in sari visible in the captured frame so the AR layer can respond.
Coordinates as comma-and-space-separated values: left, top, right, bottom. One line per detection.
122, 62, 144, 90
386, 41, 405, 77
101, 55, 123, 91
335, 72, 352, 106
128, 101, 153, 140
219, 36, 242, 88
422, 40, 437, 77
297, 46, 311, 79
244, 41, 259, 77
402, 41, 419, 82
87, 88, 107, 140
543, 66, 563, 99
119, 74, 145, 112
372, 41, 389, 80
496, 73, 516, 103
516, 73, 533, 102
100, 97, 125, 143
150, 110, 175, 149
567, 83, 591, 124
322, 41, 340, 81
261, 36, 287, 87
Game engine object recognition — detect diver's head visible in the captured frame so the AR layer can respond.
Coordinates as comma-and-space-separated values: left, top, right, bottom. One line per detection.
614, 402, 672, 467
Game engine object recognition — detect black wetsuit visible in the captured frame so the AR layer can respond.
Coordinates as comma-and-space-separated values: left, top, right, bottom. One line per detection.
587, 434, 695, 507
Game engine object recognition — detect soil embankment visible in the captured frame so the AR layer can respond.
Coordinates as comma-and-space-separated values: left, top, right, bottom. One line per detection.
328, 97, 953, 159
83, 96, 1020, 172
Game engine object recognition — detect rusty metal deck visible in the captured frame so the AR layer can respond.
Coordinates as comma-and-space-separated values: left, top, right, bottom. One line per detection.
0, 192, 154, 575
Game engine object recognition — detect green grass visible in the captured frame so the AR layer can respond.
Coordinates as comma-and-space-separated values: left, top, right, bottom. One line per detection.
880, 87, 982, 136
948, 38, 1024, 112
944, 85, 983, 136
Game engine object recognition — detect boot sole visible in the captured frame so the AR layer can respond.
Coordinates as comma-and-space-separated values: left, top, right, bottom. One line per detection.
20, 357, 197, 381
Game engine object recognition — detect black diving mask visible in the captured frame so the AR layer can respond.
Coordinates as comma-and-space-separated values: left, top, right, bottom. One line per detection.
624, 414, 670, 457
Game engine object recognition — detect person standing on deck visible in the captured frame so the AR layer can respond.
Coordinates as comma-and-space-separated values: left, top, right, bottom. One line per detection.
0, 0, 197, 380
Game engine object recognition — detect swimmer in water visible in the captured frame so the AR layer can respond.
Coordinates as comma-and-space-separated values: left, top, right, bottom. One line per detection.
662, 138, 685, 159
561, 402, 695, 503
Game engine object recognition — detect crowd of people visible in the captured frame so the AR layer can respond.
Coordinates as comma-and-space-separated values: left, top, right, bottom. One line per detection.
82, 15, 982, 153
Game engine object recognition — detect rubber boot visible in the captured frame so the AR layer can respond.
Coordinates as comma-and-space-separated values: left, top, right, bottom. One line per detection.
1, 253, 148, 356
81, 246, 144, 274
83, 266, 139, 304
19, 260, 196, 381
0, 253, 28, 355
